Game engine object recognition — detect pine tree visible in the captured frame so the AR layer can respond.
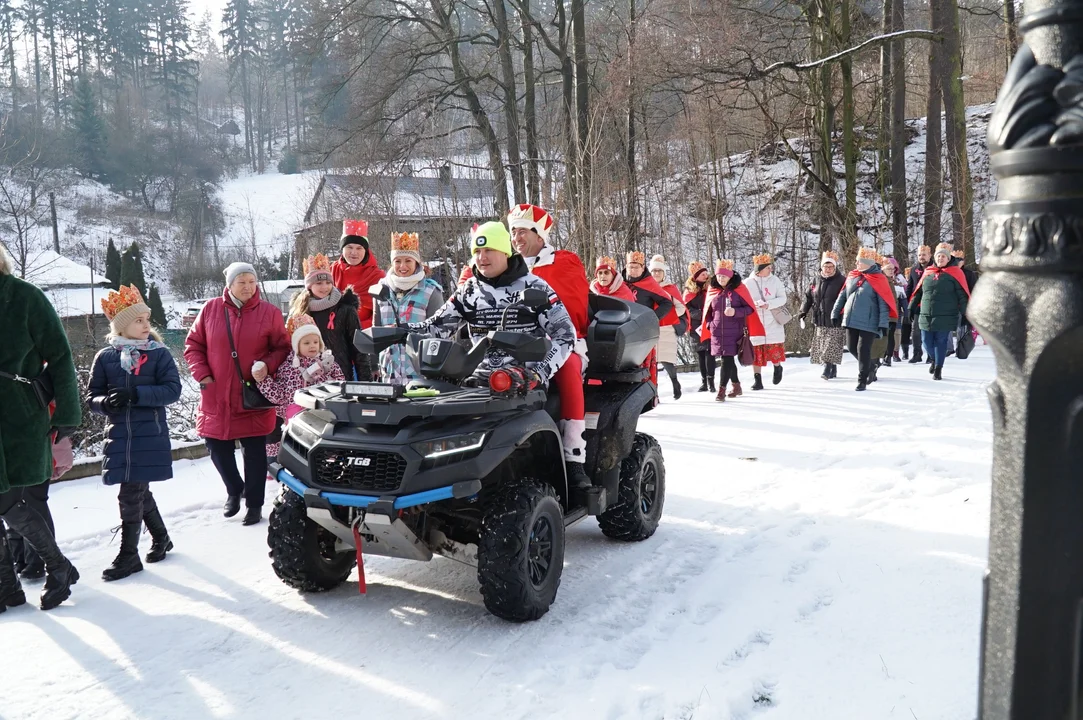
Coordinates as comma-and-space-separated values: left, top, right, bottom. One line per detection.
221, 0, 259, 166
70, 74, 106, 179
119, 242, 147, 299
105, 237, 122, 289
147, 283, 168, 327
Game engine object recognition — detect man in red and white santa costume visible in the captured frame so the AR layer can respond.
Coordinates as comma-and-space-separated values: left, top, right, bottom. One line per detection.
460, 204, 591, 490
508, 204, 591, 489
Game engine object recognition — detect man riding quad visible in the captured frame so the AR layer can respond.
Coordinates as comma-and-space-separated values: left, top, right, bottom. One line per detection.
457, 205, 592, 491
410, 220, 577, 412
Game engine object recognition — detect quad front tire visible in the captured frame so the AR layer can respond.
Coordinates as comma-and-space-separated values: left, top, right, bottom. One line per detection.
478, 479, 565, 622
268, 488, 356, 592
598, 432, 665, 541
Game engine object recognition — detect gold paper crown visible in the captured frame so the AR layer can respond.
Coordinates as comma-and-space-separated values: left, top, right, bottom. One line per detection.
596, 256, 618, 271
688, 261, 706, 275
303, 253, 332, 277
101, 285, 146, 321
857, 247, 879, 261
951, 249, 965, 259
392, 232, 420, 252
286, 313, 318, 336
752, 253, 773, 266
627, 251, 645, 265
936, 242, 954, 254
822, 250, 839, 262
918, 245, 932, 253
716, 259, 735, 271
877, 254, 891, 266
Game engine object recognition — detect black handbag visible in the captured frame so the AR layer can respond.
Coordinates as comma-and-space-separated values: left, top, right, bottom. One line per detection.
956, 321, 976, 360
223, 305, 276, 411
0, 367, 54, 409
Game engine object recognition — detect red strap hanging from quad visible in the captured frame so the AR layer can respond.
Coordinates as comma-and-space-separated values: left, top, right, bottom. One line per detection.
352, 520, 367, 595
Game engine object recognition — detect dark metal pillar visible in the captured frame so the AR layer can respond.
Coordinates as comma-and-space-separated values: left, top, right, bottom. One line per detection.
975, 1, 1083, 716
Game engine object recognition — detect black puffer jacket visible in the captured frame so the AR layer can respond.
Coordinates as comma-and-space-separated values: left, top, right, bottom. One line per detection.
800, 271, 846, 327
309, 288, 365, 381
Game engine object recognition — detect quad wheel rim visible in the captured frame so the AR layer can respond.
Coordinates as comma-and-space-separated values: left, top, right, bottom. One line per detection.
528, 515, 554, 588
640, 461, 659, 515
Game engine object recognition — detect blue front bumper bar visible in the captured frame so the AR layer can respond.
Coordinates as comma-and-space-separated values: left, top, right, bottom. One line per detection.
275, 467, 459, 510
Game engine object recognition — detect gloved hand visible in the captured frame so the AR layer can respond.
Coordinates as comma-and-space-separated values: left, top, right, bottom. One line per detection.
106, 388, 133, 410
831, 317, 842, 328
50, 426, 76, 444
301, 363, 326, 383
319, 349, 336, 371
490, 366, 543, 395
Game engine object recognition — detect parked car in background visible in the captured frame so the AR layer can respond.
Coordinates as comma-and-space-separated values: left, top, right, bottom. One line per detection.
181, 299, 211, 328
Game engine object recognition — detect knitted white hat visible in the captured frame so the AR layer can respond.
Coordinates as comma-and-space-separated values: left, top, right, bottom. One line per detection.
287, 314, 324, 366
649, 254, 668, 272
224, 261, 257, 287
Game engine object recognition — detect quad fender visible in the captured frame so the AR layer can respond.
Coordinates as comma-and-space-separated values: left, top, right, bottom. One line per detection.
584, 380, 656, 480
483, 411, 568, 507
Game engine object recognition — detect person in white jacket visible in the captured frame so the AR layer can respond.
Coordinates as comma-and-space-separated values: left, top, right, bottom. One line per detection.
744, 252, 789, 390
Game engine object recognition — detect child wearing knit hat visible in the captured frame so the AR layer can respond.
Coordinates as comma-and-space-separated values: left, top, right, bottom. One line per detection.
89, 285, 182, 581
287, 253, 368, 381
256, 313, 344, 461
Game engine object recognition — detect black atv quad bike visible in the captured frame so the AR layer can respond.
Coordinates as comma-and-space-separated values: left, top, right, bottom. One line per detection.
267, 290, 666, 622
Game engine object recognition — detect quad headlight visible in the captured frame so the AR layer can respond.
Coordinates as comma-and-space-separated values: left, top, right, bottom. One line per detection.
411, 432, 487, 459
287, 420, 322, 450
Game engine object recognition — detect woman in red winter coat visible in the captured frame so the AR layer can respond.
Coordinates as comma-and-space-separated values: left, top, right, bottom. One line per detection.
683, 262, 714, 393
330, 218, 386, 380
625, 251, 680, 399
590, 256, 637, 301
184, 262, 290, 526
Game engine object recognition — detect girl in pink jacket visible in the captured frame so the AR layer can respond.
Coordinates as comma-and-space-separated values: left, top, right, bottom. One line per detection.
256, 314, 344, 460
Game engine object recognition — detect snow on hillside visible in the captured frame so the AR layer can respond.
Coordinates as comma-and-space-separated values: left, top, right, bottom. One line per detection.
2, 350, 993, 719
653, 105, 995, 271
216, 169, 322, 257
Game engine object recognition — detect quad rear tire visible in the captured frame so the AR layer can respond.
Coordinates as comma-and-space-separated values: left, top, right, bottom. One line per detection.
478, 480, 565, 622
598, 433, 665, 541
268, 488, 356, 592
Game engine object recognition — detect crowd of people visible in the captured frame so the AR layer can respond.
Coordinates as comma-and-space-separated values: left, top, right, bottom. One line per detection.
0, 203, 975, 612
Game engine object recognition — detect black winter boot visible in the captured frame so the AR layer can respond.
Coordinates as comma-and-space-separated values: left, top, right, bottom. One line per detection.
882, 357, 892, 368
2, 501, 78, 610
102, 523, 143, 582
672, 378, 682, 400
242, 506, 263, 526
698, 379, 709, 392
223, 495, 241, 518
566, 462, 592, 491
19, 545, 45, 581
929, 362, 936, 375
869, 362, 879, 383
8, 534, 27, 575
829, 363, 838, 379
934, 366, 943, 381
752, 373, 764, 391
708, 374, 716, 393
821, 364, 831, 380
0, 535, 26, 612
902, 346, 909, 360
909, 353, 923, 364
142, 508, 173, 564
772, 365, 784, 385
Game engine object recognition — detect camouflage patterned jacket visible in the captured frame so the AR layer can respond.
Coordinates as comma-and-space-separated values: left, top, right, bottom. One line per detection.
408, 255, 576, 383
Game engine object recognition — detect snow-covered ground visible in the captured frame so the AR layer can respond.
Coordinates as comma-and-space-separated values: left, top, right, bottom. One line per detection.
1, 349, 993, 720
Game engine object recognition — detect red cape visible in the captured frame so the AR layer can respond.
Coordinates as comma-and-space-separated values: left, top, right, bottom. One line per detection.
332, 254, 385, 329
627, 274, 680, 326
660, 282, 690, 326
460, 249, 591, 338
698, 284, 766, 341
848, 269, 899, 321
909, 265, 971, 303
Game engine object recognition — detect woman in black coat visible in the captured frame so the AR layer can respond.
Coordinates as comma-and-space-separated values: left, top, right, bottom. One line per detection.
683, 262, 714, 392
799, 251, 847, 380
89, 286, 182, 581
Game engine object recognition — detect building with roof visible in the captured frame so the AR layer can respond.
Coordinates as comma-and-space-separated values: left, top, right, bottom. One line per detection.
294, 164, 497, 281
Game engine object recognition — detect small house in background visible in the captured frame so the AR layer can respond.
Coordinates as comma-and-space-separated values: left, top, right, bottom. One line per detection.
294, 163, 496, 294
27, 250, 110, 354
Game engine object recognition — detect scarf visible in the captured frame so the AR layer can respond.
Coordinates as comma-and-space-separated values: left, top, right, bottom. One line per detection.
591, 273, 626, 296
109, 336, 165, 375
229, 292, 246, 308
847, 268, 899, 320
386, 269, 426, 293
308, 287, 342, 312
526, 244, 556, 270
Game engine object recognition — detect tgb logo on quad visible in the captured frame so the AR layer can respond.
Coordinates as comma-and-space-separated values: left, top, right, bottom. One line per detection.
345, 456, 373, 467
